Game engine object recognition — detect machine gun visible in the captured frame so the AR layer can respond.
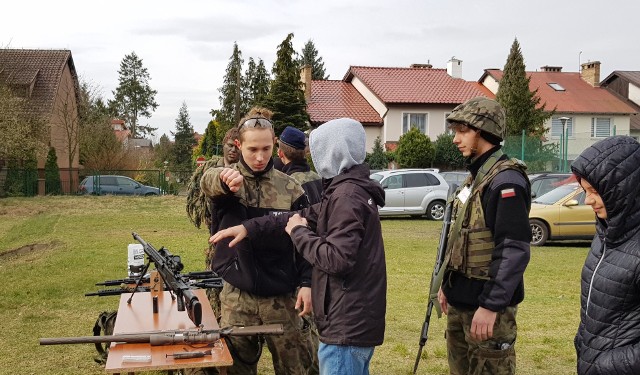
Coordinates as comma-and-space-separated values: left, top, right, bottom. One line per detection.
128, 232, 204, 326
413, 183, 458, 374
40, 324, 284, 346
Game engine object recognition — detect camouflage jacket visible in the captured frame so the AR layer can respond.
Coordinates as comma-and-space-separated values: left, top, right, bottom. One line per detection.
200, 158, 312, 295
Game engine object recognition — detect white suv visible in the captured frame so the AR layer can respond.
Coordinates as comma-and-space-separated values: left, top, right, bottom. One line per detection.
370, 169, 449, 220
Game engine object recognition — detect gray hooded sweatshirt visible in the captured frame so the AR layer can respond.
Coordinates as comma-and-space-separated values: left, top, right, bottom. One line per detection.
309, 118, 366, 179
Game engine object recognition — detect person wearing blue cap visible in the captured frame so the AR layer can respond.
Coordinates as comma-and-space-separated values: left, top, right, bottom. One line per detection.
278, 126, 322, 204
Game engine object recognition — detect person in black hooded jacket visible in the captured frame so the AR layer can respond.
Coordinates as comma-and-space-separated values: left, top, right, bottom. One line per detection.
211, 118, 387, 375
572, 135, 640, 375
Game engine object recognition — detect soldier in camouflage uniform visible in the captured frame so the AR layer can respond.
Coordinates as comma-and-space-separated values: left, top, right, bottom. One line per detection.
277, 126, 322, 204
186, 127, 240, 321
436, 97, 531, 375
200, 107, 318, 375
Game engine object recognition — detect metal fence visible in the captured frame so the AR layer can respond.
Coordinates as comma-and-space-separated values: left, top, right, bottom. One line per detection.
0, 168, 194, 197
503, 129, 635, 173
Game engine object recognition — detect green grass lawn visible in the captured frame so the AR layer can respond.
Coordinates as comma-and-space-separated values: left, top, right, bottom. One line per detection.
0, 196, 586, 374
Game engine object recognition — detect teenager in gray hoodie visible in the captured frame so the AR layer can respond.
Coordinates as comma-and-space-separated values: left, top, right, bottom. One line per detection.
211, 118, 387, 375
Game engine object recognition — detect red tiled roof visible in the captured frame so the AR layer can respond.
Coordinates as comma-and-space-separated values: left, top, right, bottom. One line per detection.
0, 49, 77, 120
345, 66, 493, 104
308, 80, 382, 125
484, 69, 636, 114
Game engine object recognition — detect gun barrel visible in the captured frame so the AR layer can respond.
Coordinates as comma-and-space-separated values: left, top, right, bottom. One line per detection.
40, 334, 150, 345
40, 324, 284, 347
413, 183, 458, 374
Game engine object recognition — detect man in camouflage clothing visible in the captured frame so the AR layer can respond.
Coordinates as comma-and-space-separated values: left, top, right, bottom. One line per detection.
277, 126, 322, 204
186, 127, 240, 320
200, 107, 318, 375
437, 97, 531, 374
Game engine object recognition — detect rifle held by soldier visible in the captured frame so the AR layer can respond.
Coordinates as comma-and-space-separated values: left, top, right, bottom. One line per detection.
40, 324, 284, 346
413, 183, 458, 374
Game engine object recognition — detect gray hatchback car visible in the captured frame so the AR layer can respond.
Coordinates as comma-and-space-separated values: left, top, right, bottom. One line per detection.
79, 175, 161, 196
370, 169, 449, 220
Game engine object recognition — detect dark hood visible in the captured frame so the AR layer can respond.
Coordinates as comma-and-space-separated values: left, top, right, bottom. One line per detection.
323, 163, 385, 207
571, 136, 640, 245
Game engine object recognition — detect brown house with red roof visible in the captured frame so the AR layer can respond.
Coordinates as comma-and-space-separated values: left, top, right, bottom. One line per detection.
0, 49, 81, 194
600, 71, 640, 139
479, 61, 637, 165
304, 58, 493, 151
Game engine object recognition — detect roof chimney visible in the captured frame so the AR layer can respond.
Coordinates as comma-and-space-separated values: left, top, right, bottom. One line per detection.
580, 61, 601, 86
540, 65, 562, 72
447, 57, 462, 79
410, 63, 433, 69
299, 65, 312, 101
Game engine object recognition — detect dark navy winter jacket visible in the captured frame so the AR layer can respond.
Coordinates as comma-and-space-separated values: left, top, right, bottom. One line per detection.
572, 136, 640, 375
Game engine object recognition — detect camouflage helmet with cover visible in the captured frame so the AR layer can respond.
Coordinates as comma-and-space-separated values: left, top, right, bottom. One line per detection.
446, 97, 506, 141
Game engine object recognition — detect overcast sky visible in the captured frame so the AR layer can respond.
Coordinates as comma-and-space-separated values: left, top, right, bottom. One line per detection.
3, 0, 638, 140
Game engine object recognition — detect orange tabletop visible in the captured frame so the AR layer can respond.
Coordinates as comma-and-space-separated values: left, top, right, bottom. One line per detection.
105, 289, 232, 374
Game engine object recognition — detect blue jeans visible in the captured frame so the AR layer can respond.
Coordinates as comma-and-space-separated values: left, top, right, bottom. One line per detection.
318, 343, 374, 375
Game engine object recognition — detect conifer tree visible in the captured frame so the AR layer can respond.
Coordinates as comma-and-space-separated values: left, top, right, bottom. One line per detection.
154, 134, 174, 168
298, 39, 329, 80
496, 38, 552, 137
365, 136, 388, 169
263, 33, 309, 135
109, 51, 159, 138
171, 102, 196, 173
44, 147, 62, 195
244, 57, 271, 107
196, 120, 220, 158
212, 43, 244, 130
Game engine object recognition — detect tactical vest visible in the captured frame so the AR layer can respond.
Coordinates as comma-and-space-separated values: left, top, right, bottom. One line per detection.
445, 150, 527, 280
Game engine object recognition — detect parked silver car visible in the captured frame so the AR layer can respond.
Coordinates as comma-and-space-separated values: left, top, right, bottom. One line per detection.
370, 169, 449, 220
79, 175, 161, 196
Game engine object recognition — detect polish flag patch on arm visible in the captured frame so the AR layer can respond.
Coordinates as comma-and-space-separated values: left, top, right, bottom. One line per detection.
501, 188, 516, 198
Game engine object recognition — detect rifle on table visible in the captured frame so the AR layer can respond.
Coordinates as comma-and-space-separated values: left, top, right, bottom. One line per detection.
94, 270, 220, 287
413, 183, 458, 374
128, 232, 204, 326
85, 278, 223, 297
40, 324, 284, 346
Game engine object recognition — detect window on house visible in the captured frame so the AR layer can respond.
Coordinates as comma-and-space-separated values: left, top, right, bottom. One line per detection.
591, 118, 611, 138
551, 117, 573, 138
548, 83, 565, 91
402, 113, 428, 134
444, 112, 452, 134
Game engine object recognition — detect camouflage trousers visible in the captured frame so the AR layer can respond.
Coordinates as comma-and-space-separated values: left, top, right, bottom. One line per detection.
446, 305, 517, 375
205, 243, 222, 321
220, 283, 319, 375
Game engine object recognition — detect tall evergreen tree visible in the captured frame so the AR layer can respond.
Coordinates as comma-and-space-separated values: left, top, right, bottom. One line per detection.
212, 43, 244, 130
244, 57, 271, 107
496, 38, 553, 137
196, 120, 220, 158
171, 102, 196, 173
109, 51, 159, 138
154, 133, 174, 168
263, 33, 309, 136
44, 147, 61, 195
298, 39, 329, 80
